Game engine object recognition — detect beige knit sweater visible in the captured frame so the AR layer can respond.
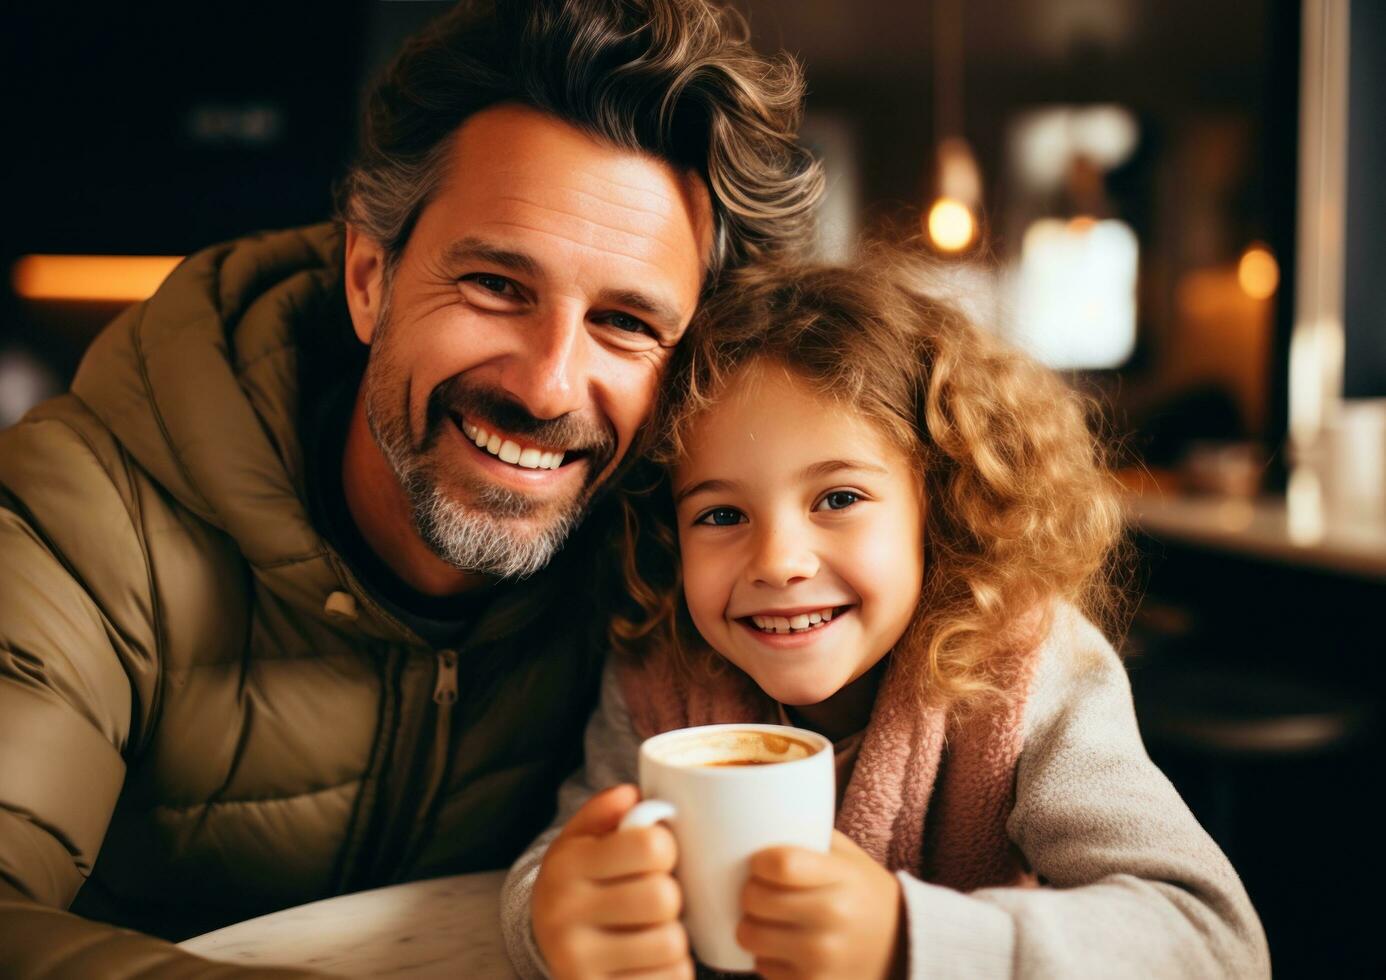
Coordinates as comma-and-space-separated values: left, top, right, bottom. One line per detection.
501, 608, 1271, 978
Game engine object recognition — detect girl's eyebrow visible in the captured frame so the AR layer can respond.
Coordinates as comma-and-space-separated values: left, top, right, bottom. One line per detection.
673, 460, 889, 504
673, 477, 739, 504
801, 459, 890, 480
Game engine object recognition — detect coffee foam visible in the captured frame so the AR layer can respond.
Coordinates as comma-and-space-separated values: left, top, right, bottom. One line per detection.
651, 729, 819, 768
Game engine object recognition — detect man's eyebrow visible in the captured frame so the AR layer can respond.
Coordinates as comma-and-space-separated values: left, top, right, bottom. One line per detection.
439, 237, 684, 340
439, 237, 541, 277
673, 477, 738, 504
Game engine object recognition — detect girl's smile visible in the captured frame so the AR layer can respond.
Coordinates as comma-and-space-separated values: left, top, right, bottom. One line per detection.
672, 362, 925, 725
736, 604, 852, 646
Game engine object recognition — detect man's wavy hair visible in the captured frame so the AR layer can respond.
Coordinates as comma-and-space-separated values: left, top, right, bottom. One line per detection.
337, 0, 823, 281
610, 247, 1129, 714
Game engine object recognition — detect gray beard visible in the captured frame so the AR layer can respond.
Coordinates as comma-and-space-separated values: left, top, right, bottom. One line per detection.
404, 468, 580, 579
365, 380, 586, 582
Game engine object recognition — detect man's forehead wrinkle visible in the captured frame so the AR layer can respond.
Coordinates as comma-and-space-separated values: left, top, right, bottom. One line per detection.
488, 198, 699, 263
483, 165, 686, 215
492, 184, 689, 227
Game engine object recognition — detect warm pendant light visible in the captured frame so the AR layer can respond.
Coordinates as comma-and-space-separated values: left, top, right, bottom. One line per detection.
924, 0, 980, 253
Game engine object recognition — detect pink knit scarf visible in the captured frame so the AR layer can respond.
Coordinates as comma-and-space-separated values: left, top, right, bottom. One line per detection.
617, 637, 1041, 891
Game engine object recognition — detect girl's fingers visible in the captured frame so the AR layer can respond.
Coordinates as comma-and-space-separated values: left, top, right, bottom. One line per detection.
734, 913, 811, 964
588, 922, 690, 974
748, 844, 844, 889
740, 876, 838, 928
556, 785, 642, 841
611, 960, 695, 980
586, 873, 683, 927
751, 959, 799, 980
571, 823, 679, 881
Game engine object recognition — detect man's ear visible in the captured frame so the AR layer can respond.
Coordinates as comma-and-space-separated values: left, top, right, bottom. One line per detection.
344, 223, 386, 344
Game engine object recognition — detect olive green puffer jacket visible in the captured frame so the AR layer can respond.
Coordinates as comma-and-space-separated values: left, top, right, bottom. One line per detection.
0, 225, 605, 977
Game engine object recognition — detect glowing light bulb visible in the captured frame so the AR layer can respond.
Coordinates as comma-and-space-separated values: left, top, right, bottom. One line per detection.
1237, 243, 1279, 300
926, 198, 976, 252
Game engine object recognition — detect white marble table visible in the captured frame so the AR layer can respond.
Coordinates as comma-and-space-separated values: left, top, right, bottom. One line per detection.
179, 871, 519, 978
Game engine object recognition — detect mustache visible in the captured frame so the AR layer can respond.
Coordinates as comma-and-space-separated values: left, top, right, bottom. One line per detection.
424, 376, 618, 464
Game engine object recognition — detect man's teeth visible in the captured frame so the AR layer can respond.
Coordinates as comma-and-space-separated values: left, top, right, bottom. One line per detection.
749, 608, 839, 634
460, 420, 565, 470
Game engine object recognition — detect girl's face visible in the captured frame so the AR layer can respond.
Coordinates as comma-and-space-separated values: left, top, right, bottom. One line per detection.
672, 363, 925, 708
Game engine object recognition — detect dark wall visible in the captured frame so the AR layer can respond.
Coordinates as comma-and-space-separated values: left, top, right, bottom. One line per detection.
1343, 0, 1386, 398
3, 2, 369, 257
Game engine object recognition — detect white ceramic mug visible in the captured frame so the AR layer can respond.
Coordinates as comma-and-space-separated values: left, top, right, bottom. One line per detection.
618, 723, 835, 973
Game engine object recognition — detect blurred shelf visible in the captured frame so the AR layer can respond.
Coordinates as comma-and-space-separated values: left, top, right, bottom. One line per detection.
1126, 491, 1386, 582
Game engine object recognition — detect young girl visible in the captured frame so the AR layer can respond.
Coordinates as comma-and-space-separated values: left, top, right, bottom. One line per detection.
501, 251, 1269, 979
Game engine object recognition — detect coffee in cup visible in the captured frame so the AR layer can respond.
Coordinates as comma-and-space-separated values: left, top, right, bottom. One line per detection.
650, 728, 818, 767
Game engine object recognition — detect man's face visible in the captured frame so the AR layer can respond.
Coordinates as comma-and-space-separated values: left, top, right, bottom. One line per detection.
349, 104, 712, 579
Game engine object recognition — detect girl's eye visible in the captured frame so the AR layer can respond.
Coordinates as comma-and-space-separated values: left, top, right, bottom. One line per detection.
816, 490, 861, 512
694, 507, 745, 527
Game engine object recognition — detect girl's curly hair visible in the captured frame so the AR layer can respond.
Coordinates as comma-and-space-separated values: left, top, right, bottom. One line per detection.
610, 245, 1129, 714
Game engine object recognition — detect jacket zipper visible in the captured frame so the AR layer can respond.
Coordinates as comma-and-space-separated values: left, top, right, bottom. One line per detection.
425, 648, 459, 802
397, 648, 459, 874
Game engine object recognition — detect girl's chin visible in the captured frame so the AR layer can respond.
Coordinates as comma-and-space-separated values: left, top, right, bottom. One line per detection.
742, 673, 840, 710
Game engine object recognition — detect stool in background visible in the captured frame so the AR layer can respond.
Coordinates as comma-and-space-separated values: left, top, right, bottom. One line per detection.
1131, 663, 1379, 978
1133, 666, 1375, 849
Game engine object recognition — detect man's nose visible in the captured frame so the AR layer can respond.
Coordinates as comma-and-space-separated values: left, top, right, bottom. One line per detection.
748, 524, 819, 588
499, 305, 589, 420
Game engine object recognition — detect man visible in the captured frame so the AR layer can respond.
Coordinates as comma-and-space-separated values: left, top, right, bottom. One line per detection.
0, 0, 821, 974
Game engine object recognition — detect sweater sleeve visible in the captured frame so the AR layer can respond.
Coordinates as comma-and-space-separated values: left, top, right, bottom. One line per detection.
500, 660, 644, 980
895, 608, 1271, 979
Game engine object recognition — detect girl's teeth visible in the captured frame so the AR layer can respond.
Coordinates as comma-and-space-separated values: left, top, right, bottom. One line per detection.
749, 608, 842, 634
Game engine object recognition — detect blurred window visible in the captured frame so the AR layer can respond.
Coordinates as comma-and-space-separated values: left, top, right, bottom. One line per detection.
1008, 217, 1139, 369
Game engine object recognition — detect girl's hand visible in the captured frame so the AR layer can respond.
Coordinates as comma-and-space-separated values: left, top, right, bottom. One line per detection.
532, 784, 692, 980
737, 830, 904, 980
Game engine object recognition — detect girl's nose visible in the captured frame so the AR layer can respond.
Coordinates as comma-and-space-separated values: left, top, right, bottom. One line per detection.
747, 526, 819, 588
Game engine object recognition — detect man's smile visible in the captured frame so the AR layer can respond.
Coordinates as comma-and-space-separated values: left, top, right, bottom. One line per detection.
448, 414, 591, 489
457, 415, 570, 471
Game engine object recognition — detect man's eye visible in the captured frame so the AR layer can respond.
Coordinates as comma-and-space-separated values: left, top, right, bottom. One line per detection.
460, 273, 518, 297
815, 490, 860, 512
598, 311, 654, 336
694, 507, 744, 527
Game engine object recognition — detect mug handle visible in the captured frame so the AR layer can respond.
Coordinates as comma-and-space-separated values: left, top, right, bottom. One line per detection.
618, 799, 678, 830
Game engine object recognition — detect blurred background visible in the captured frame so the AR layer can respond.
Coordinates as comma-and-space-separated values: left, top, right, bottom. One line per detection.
2, 1, 1382, 975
